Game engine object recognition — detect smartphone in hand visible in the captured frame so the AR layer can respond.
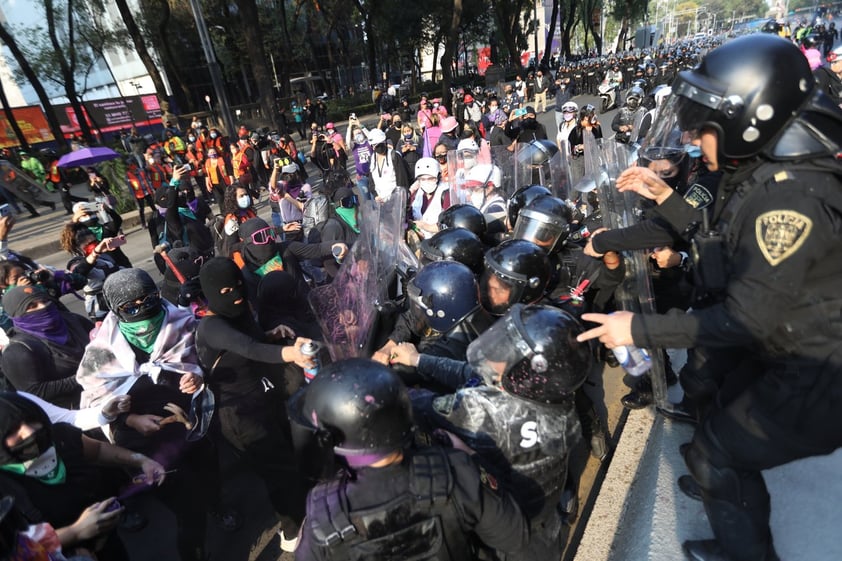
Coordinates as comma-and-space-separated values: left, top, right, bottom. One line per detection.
105, 235, 126, 251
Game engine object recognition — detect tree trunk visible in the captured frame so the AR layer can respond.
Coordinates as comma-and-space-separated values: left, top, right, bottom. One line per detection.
542, 0, 560, 68
0, 21, 67, 150
440, 0, 463, 108
0, 80, 29, 151
153, 0, 192, 112
431, 41, 440, 84
235, 0, 278, 129
492, 0, 523, 69
112, 0, 170, 109
352, 0, 377, 88
45, 0, 94, 143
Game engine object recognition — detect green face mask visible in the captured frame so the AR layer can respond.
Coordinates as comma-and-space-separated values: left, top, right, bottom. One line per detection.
87, 224, 104, 241
118, 309, 165, 353
335, 206, 359, 233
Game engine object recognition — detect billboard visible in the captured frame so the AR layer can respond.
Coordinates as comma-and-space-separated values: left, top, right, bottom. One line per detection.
54, 94, 162, 136
0, 106, 55, 148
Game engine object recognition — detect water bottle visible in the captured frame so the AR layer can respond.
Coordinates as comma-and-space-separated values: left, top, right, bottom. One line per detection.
612, 345, 652, 377
301, 341, 321, 382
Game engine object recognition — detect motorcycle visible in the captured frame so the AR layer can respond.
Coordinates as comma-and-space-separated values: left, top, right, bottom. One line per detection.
598, 79, 621, 112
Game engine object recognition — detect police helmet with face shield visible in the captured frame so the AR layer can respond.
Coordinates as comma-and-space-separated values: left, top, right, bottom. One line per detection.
507, 184, 552, 229
407, 261, 480, 333
438, 204, 487, 237
288, 358, 413, 467
466, 304, 592, 403
480, 239, 550, 316
512, 195, 572, 253
419, 227, 485, 274
655, 34, 818, 162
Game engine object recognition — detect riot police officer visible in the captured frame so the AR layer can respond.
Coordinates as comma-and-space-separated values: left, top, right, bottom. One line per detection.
393, 304, 593, 560
289, 358, 530, 560
480, 239, 550, 316
579, 35, 842, 561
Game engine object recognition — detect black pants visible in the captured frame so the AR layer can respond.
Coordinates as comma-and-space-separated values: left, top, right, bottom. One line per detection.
685, 352, 842, 561
135, 194, 155, 226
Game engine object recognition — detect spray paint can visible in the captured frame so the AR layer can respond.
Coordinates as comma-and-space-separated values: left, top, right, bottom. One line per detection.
301, 341, 321, 382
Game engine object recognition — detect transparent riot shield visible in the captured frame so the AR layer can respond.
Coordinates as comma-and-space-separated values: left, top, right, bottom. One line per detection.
490, 145, 516, 199
513, 140, 572, 202
446, 146, 491, 206
594, 139, 669, 410
308, 189, 407, 360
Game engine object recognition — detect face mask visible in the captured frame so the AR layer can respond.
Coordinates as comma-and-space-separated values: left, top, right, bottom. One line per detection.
419, 178, 438, 194
327, 129, 334, 135
374, 144, 387, 155
522, 117, 536, 127
470, 190, 485, 208
684, 144, 702, 158
563, 112, 575, 122
208, 154, 218, 159
210, 132, 218, 139
489, 105, 498, 111
354, 134, 365, 144
404, 133, 413, 140
237, 195, 251, 209
393, 121, 402, 128
188, 136, 196, 142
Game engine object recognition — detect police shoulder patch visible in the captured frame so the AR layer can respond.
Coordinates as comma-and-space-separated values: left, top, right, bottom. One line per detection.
755, 210, 813, 266
682, 183, 713, 209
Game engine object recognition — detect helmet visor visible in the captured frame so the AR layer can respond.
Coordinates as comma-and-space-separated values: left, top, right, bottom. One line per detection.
512, 208, 568, 252
466, 306, 532, 386
479, 268, 523, 316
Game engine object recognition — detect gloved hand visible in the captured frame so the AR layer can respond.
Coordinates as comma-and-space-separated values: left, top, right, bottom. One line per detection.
177, 277, 202, 307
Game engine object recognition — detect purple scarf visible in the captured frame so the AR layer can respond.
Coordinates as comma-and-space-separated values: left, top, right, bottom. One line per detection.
12, 305, 70, 346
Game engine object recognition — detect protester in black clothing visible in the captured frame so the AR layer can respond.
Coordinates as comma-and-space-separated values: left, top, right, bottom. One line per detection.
196, 257, 315, 552
1, 287, 91, 409
505, 106, 548, 143
69, 202, 132, 269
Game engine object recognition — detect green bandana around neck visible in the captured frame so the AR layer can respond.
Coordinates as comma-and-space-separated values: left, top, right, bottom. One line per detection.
118, 309, 166, 353
255, 254, 284, 277
0, 456, 67, 485
335, 207, 359, 233
88, 224, 104, 241
177, 207, 197, 221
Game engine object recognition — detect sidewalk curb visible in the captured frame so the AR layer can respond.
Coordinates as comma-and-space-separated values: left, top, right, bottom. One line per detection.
574, 407, 657, 561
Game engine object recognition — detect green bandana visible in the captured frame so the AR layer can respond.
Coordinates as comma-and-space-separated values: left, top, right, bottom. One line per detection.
1, 456, 67, 485
255, 254, 284, 277
118, 309, 165, 353
88, 224, 104, 241
335, 207, 360, 233
177, 207, 197, 221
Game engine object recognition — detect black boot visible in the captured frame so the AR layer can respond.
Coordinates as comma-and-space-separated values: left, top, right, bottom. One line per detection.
678, 474, 703, 501
621, 375, 653, 410
683, 539, 780, 561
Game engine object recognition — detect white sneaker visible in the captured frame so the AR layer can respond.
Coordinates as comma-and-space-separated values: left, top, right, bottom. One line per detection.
279, 529, 299, 553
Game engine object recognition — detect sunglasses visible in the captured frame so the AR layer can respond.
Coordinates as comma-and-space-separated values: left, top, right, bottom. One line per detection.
249, 226, 275, 245
118, 293, 160, 317
434, 154, 448, 160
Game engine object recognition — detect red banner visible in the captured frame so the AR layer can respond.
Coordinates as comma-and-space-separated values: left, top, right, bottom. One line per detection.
0, 106, 55, 149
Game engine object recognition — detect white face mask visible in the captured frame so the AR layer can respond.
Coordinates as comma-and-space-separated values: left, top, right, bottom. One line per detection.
237, 195, 251, 209
470, 190, 485, 208
419, 178, 438, 194
563, 112, 575, 122
354, 133, 365, 144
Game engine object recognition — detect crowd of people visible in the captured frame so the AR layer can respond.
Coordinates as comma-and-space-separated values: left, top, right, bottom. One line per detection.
0, 29, 839, 561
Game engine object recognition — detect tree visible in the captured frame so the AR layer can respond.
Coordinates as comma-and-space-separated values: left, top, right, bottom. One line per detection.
611, 0, 648, 52
0, 20, 67, 150
232, 0, 278, 129
440, 0, 463, 104
542, 0, 560, 68
111, 0, 170, 114
490, 0, 531, 69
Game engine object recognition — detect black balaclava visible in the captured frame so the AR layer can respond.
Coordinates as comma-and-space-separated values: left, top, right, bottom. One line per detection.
102, 268, 162, 323
199, 257, 249, 319
239, 217, 277, 268
0, 393, 53, 466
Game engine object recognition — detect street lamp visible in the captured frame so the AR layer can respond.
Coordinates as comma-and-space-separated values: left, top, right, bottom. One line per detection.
129, 81, 151, 130
204, 94, 217, 127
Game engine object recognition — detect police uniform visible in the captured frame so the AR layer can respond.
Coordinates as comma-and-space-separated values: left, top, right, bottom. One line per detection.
295, 447, 529, 561
622, 35, 842, 561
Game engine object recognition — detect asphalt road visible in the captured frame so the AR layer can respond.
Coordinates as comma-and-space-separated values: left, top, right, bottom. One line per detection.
31, 94, 627, 561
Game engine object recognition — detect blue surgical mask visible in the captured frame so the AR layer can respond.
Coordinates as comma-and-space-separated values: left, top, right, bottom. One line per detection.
237, 195, 251, 209
684, 144, 702, 158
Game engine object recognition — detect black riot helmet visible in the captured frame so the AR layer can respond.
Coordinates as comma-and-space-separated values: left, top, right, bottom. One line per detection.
419, 228, 485, 274
438, 203, 487, 237
507, 184, 552, 229
516, 139, 558, 167
408, 261, 480, 333
669, 34, 815, 160
466, 304, 592, 403
625, 86, 645, 110
512, 195, 572, 254
287, 358, 413, 467
480, 239, 550, 316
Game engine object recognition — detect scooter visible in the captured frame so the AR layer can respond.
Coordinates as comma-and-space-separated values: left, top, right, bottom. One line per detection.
598, 80, 621, 112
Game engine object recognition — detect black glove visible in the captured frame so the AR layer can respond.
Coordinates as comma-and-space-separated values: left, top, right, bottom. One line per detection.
177, 277, 202, 307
